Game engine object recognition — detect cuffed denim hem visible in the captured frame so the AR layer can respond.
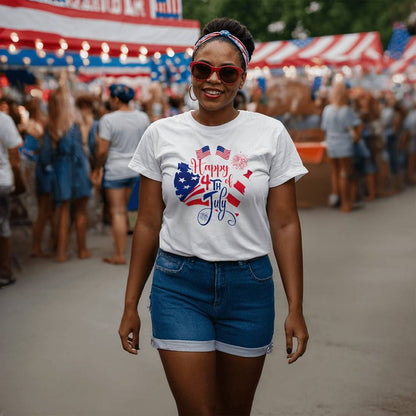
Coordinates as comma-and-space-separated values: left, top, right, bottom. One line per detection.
151, 337, 273, 357
151, 337, 215, 352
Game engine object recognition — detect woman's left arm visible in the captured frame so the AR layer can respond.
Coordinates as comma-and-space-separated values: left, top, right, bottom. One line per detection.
267, 178, 309, 364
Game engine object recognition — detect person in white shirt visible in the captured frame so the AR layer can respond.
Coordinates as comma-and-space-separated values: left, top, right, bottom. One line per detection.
92, 84, 150, 265
119, 18, 309, 415
0, 111, 23, 287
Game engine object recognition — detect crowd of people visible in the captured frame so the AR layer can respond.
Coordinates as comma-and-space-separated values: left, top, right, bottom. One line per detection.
0, 68, 415, 289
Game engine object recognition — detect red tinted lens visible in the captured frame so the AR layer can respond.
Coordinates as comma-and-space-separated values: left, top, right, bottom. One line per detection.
191, 62, 212, 80
218, 66, 240, 84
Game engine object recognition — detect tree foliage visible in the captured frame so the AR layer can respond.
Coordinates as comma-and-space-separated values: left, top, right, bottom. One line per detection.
182, 0, 416, 47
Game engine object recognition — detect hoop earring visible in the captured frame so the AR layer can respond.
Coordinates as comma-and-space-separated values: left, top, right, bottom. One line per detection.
188, 85, 197, 102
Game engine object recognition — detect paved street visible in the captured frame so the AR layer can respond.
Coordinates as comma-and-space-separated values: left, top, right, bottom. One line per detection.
1, 188, 415, 416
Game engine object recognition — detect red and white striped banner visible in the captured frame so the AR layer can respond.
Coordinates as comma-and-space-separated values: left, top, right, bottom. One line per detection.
0, 0, 199, 57
250, 32, 384, 69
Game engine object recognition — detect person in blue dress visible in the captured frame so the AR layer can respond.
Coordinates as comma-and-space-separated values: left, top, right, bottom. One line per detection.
48, 84, 92, 262
18, 97, 55, 257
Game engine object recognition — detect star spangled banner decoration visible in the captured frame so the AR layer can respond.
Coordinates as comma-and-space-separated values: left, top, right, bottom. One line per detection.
196, 145, 211, 160
216, 145, 231, 160
174, 162, 208, 206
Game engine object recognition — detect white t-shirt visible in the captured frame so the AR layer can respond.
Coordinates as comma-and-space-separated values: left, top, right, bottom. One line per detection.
98, 110, 150, 180
0, 112, 23, 187
129, 110, 307, 261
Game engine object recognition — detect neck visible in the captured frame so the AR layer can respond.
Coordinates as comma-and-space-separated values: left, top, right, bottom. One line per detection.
193, 105, 239, 126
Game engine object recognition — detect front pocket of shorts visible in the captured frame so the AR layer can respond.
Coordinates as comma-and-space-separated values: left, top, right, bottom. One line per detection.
155, 251, 185, 274
247, 255, 273, 282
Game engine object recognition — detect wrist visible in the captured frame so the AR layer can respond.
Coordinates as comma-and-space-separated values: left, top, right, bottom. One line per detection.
288, 301, 303, 314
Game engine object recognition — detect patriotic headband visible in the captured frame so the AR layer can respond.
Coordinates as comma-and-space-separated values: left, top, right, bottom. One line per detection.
193, 30, 250, 68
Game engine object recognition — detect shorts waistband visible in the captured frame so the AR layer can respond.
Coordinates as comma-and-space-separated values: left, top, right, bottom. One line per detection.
158, 248, 268, 266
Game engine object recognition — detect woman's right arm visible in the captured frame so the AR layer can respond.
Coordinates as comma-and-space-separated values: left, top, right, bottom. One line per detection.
118, 175, 164, 355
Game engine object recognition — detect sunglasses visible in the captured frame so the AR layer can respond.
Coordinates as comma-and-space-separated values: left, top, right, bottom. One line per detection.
190, 61, 244, 85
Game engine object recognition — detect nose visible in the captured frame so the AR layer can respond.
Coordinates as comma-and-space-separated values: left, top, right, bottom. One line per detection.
207, 69, 221, 83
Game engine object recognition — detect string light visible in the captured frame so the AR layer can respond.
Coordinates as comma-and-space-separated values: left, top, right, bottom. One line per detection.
120, 53, 127, 63
10, 32, 19, 43
140, 46, 148, 55
37, 50, 46, 58
8, 44, 17, 54
82, 58, 90, 66
166, 48, 175, 57
59, 39, 68, 50
120, 44, 129, 55
101, 52, 110, 63
35, 39, 44, 50
80, 49, 89, 59
82, 41, 90, 51
154, 52, 161, 59
23, 57, 31, 65
0, 55, 8, 63
101, 42, 110, 53
56, 49, 65, 57
66, 55, 73, 64
138, 54, 148, 63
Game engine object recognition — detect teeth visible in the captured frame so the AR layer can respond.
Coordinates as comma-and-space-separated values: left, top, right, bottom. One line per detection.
205, 90, 221, 95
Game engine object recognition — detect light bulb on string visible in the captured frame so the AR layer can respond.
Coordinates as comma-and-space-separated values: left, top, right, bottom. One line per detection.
56, 49, 65, 57
59, 39, 68, 50
8, 44, 17, 54
101, 52, 110, 63
82, 41, 90, 51
120, 44, 129, 55
10, 32, 19, 43
37, 50, 46, 58
35, 39, 43, 50
120, 53, 127, 63
80, 49, 89, 59
23, 57, 31, 65
166, 48, 175, 57
101, 42, 110, 53
140, 46, 148, 55
154, 51, 161, 59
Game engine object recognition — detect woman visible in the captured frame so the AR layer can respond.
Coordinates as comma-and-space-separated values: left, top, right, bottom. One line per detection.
321, 82, 361, 212
19, 97, 55, 257
49, 84, 91, 261
119, 18, 309, 416
92, 84, 150, 265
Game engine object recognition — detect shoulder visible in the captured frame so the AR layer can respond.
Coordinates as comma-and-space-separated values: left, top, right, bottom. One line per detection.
238, 110, 286, 133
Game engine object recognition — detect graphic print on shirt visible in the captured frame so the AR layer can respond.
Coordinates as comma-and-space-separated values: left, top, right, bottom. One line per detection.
174, 145, 252, 226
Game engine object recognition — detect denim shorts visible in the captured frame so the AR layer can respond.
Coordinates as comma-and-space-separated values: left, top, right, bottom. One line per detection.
150, 249, 275, 357
102, 176, 137, 189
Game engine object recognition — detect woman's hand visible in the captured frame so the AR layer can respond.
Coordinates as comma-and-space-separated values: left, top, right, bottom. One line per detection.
90, 168, 103, 187
284, 310, 309, 364
119, 308, 141, 355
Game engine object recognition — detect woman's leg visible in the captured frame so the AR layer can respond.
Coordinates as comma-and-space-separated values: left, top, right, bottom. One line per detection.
73, 196, 90, 259
55, 201, 70, 262
329, 158, 340, 196
159, 350, 216, 416
31, 193, 53, 257
215, 351, 266, 416
338, 157, 353, 212
104, 187, 132, 264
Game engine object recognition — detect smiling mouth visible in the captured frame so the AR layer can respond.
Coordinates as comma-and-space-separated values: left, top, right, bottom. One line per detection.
203, 89, 223, 97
